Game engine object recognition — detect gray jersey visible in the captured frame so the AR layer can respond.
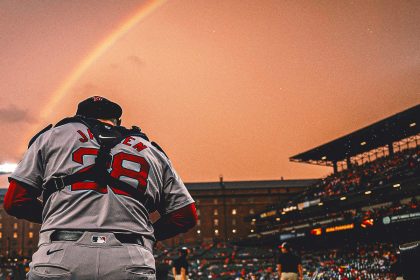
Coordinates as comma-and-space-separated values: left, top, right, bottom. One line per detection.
10, 122, 194, 239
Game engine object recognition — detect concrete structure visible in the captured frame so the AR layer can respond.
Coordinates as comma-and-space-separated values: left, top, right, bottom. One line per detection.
170, 178, 318, 245
0, 189, 41, 258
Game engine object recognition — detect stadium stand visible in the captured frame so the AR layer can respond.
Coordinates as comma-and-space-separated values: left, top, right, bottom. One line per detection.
154, 194, 418, 279
152, 106, 420, 279
293, 146, 419, 203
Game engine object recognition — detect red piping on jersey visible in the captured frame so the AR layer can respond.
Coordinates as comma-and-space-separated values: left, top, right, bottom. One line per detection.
4, 179, 43, 224
153, 203, 198, 241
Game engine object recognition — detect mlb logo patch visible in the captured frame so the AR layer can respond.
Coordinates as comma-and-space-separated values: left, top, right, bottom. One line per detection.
92, 236, 107, 244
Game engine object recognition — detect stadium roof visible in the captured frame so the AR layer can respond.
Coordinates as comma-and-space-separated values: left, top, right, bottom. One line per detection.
185, 179, 318, 191
290, 104, 419, 166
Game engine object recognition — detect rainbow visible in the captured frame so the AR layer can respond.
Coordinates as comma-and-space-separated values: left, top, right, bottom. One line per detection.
42, 0, 166, 119
21, 0, 166, 153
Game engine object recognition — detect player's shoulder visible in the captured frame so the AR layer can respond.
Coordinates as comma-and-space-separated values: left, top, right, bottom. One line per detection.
54, 119, 89, 130
28, 119, 91, 148
27, 122, 72, 148
127, 135, 168, 159
49, 122, 80, 133
122, 129, 169, 160
28, 124, 53, 148
45, 122, 88, 141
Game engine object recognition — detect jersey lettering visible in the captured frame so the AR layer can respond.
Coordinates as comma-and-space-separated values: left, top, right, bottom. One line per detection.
110, 152, 150, 192
87, 129, 94, 140
71, 147, 106, 193
133, 142, 147, 152
122, 136, 135, 146
77, 129, 94, 143
77, 130, 89, 143
122, 136, 147, 152
72, 147, 98, 164
70, 146, 150, 197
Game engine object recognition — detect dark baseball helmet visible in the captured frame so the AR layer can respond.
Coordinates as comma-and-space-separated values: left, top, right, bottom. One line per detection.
179, 247, 188, 256
76, 96, 122, 119
280, 242, 290, 250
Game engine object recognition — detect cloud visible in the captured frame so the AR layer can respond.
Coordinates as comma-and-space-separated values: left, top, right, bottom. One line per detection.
0, 104, 35, 123
108, 55, 143, 70
127, 55, 143, 67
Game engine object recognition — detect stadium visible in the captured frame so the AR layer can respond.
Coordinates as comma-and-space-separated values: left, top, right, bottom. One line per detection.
151, 105, 420, 279
1, 0, 420, 279
2, 105, 417, 280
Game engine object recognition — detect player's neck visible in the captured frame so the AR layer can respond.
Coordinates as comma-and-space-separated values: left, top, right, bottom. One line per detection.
98, 119, 115, 126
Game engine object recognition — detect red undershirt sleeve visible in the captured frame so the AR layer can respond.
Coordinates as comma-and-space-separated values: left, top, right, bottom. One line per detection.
153, 203, 198, 241
3, 179, 43, 224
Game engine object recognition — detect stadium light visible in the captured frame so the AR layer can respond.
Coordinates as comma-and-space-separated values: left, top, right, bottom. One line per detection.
252, 218, 256, 222
276, 217, 281, 221
340, 196, 347, 201
318, 202, 324, 206
232, 229, 236, 233
321, 156, 327, 160
310, 228, 322, 236
362, 219, 374, 227
0, 162, 18, 174
364, 190, 372, 195
393, 183, 401, 188
360, 141, 366, 146
197, 230, 201, 234
409, 122, 416, 127
281, 211, 286, 215
250, 229, 254, 233
326, 223, 354, 233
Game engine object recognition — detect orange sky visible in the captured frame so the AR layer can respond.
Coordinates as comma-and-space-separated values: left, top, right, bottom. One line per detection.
1, 1, 419, 187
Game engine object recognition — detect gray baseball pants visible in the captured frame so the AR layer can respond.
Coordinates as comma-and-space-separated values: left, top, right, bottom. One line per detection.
27, 231, 156, 280
280, 272, 298, 280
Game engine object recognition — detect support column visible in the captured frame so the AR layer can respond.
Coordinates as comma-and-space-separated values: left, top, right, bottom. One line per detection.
388, 143, 394, 156
220, 176, 228, 242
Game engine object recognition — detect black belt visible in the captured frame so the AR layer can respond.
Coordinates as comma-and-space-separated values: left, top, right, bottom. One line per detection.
50, 230, 145, 246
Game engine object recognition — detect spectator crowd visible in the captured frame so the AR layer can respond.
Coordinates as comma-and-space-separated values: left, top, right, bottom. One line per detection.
0, 241, 406, 280
153, 241, 402, 280
296, 147, 419, 203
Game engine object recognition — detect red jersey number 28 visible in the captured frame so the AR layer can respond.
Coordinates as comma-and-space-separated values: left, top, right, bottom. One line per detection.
71, 147, 150, 197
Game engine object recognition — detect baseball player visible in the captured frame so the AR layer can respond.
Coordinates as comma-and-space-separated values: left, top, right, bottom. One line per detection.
276, 242, 303, 280
172, 247, 189, 280
4, 96, 197, 279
